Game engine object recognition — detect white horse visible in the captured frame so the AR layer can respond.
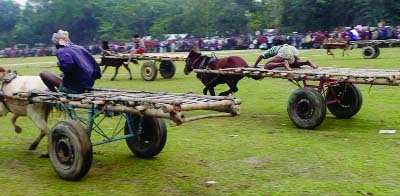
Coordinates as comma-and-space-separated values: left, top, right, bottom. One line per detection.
0, 67, 52, 151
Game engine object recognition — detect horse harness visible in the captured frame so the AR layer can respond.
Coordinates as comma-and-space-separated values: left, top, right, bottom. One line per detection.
0, 72, 18, 111
194, 54, 221, 86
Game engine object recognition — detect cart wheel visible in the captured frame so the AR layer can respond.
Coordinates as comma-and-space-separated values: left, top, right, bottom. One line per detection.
373, 46, 380, 58
362, 46, 379, 59
287, 88, 326, 129
125, 116, 167, 158
141, 61, 158, 81
48, 120, 92, 181
159, 60, 176, 79
326, 83, 363, 118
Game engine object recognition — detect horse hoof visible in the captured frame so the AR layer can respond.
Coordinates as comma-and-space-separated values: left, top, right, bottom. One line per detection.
129, 78, 132, 80
111, 78, 115, 81
40, 152, 49, 158
15, 126, 22, 133
29, 143, 38, 150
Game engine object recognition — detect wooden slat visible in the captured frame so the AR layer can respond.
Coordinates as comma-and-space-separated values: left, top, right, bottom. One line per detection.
194, 67, 400, 86
103, 53, 187, 61
13, 88, 241, 125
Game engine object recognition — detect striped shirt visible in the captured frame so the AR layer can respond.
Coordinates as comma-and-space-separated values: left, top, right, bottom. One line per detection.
261, 45, 283, 59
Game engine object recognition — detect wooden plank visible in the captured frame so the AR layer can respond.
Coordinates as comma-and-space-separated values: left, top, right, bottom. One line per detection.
13, 89, 241, 125
103, 53, 187, 61
194, 67, 400, 86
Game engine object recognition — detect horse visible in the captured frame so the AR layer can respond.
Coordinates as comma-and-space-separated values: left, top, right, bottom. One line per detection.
184, 50, 248, 96
0, 67, 52, 152
98, 55, 138, 80
322, 38, 353, 57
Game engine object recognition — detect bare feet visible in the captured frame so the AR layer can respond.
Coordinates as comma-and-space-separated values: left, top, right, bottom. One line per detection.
308, 60, 319, 69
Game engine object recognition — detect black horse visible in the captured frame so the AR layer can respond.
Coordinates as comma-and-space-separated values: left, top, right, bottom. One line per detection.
99, 56, 137, 80
184, 50, 248, 96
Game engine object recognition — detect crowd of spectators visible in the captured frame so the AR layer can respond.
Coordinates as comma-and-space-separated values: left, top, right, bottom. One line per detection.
1, 25, 400, 58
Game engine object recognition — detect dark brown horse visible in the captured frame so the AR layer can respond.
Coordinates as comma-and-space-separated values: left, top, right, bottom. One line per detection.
99, 56, 138, 80
99, 40, 136, 81
184, 50, 248, 96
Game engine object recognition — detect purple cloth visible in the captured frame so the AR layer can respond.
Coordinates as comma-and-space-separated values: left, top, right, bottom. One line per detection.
56, 44, 101, 93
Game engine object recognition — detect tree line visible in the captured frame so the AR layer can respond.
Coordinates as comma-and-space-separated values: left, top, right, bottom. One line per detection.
1, 0, 399, 48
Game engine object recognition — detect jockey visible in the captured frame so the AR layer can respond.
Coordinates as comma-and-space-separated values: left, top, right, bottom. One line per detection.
123, 34, 146, 65
40, 29, 102, 93
101, 40, 115, 56
253, 39, 318, 71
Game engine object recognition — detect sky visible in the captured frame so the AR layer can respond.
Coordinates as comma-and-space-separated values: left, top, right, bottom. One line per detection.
14, 0, 27, 5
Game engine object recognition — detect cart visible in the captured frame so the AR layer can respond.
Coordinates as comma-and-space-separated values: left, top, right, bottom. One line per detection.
14, 88, 241, 181
194, 67, 400, 129
102, 53, 186, 81
349, 39, 400, 59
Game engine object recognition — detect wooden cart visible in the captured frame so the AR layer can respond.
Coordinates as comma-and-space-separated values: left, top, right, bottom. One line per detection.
14, 88, 241, 181
350, 39, 400, 59
194, 67, 400, 129
102, 54, 186, 81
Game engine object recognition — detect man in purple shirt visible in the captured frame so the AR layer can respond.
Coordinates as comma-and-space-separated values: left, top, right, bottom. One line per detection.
40, 30, 101, 93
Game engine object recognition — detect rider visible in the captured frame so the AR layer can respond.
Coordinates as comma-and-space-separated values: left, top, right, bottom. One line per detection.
253, 39, 318, 71
40, 29, 102, 93
123, 34, 146, 65
101, 40, 115, 56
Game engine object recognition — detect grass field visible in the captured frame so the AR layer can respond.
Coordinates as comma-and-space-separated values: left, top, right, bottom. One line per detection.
0, 48, 399, 195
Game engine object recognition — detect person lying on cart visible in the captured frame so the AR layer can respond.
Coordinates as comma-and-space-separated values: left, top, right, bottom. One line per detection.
253, 39, 318, 71
123, 33, 146, 65
40, 29, 102, 94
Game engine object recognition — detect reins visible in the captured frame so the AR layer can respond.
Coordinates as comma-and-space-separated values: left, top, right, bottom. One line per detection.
0, 72, 18, 111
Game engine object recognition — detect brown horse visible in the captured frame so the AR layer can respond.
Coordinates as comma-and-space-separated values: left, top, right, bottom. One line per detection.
184, 50, 248, 96
322, 38, 353, 57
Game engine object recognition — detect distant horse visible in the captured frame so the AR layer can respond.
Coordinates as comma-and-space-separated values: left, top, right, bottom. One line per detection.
0, 67, 52, 152
184, 50, 248, 96
99, 55, 138, 80
322, 38, 353, 57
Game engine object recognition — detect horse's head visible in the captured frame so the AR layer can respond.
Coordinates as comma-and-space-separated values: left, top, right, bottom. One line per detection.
0, 67, 11, 81
184, 50, 202, 75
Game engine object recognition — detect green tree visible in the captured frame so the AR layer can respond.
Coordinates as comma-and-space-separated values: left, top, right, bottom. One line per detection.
0, 0, 20, 47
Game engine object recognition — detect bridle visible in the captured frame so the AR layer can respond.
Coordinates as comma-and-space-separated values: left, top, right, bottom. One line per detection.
0, 71, 16, 112
187, 55, 209, 71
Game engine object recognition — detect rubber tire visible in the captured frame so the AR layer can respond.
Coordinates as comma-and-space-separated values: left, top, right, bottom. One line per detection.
287, 88, 326, 129
141, 61, 158, 81
49, 120, 92, 181
125, 116, 167, 158
326, 83, 363, 118
362, 46, 378, 59
373, 46, 380, 58
159, 60, 176, 79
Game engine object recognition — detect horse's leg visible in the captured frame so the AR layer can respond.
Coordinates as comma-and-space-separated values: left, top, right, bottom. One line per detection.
219, 79, 239, 96
202, 86, 209, 95
26, 106, 50, 151
111, 66, 120, 80
208, 86, 216, 96
102, 65, 108, 74
11, 114, 22, 133
327, 49, 335, 58
123, 64, 133, 80
343, 48, 350, 56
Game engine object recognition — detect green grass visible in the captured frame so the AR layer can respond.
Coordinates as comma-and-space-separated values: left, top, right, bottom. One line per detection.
0, 48, 400, 195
